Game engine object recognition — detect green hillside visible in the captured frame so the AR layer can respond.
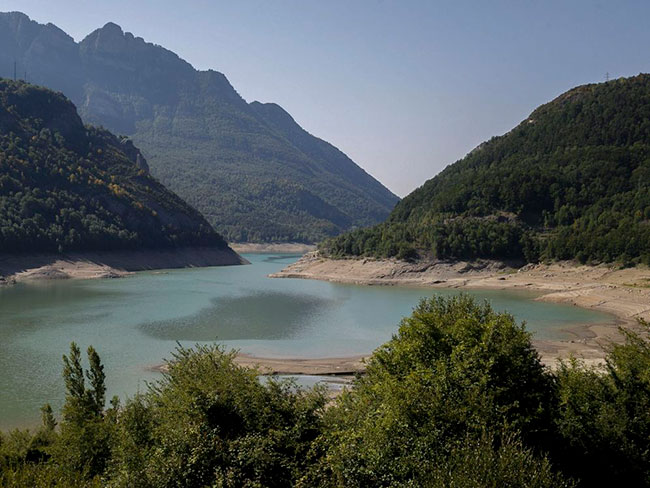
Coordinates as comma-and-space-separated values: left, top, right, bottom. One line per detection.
0, 79, 229, 254
0, 12, 399, 243
323, 75, 650, 265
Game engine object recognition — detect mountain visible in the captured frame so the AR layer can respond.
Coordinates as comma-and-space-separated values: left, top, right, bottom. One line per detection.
0, 78, 241, 260
0, 11, 399, 243
322, 74, 650, 265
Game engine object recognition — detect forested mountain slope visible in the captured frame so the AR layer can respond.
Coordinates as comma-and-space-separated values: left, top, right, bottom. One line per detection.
0, 79, 233, 255
0, 12, 399, 243
323, 74, 650, 264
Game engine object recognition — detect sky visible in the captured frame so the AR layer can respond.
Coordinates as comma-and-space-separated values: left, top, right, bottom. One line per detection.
1, 0, 649, 197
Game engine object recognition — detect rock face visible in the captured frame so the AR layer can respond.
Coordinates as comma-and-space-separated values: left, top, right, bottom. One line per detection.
0, 12, 400, 243
119, 138, 150, 172
0, 12, 82, 98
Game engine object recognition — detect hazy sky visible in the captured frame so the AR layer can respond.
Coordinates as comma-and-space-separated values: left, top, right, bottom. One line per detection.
1, 0, 649, 196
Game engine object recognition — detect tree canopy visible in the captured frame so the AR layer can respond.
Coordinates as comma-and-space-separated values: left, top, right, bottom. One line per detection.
0, 12, 399, 244
322, 74, 650, 265
0, 80, 228, 254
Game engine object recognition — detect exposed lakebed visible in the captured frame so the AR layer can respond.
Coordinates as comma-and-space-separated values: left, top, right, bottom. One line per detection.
0, 253, 612, 429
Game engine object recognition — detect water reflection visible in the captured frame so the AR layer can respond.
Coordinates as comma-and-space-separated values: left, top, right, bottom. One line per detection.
141, 291, 334, 341
0, 253, 614, 429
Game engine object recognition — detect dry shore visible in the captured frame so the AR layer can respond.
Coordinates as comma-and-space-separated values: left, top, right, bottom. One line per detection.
230, 242, 317, 254
0, 246, 248, 284
271, 252, 650, 368
234, 353, 366, 376
151, 353, 366, 377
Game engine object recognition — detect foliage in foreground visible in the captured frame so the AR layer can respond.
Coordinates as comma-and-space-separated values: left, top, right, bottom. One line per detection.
302, 295, 564, 487
553, 325, 650, 487
2, 296, 650, 487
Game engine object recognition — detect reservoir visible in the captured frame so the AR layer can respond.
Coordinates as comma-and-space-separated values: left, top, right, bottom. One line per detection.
0, 253, 612, 429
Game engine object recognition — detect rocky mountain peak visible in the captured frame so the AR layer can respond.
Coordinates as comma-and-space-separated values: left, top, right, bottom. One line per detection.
0, 11, 400, 243
2, 10, 30, 25
81, 22, 128, 54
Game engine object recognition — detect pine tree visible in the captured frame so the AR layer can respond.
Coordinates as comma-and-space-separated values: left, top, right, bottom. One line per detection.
40, 403, 56, 431
55, 343, 112, 478
86, 346, 106, 416
62, 342, 88, 425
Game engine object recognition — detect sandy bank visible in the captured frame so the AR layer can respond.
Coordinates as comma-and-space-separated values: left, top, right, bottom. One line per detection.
151, 353, 366, 376
230, 242, 317, 254
271, 252, 650, 368
234, 353, 366, 376
0, 246, 248, 284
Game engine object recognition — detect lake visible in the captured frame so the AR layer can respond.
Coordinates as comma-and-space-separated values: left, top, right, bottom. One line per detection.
0, 253, 612, 430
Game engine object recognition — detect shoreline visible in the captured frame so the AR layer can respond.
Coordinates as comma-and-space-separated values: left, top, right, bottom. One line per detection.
0, 246, 248, 284
150, 353, 367, 377
271, 252, 650, 368
230, 242, 317, 254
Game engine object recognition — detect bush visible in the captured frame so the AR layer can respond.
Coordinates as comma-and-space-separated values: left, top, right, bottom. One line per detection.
306, 295, 562, 487
110, 345, 326, 487
554, 320, 650, 486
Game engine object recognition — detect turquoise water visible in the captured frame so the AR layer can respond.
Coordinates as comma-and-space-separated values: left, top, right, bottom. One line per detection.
0, 253, 612, 429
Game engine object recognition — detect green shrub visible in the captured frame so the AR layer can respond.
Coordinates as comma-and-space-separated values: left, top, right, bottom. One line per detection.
110, 345, 326, 487
306, 295, 562, 487
554, 320, 650, 486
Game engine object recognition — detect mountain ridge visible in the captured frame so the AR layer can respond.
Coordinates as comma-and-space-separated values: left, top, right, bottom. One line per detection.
0, 79, 243, 266
0, 12, 399, 243
321, 74, 650, 265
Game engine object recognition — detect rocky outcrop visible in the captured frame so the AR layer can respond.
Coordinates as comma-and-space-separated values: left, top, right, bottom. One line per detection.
119, 137, 150, 172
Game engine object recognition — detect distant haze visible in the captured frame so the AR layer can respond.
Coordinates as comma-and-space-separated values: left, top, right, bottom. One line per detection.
1, 0, 649, 196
